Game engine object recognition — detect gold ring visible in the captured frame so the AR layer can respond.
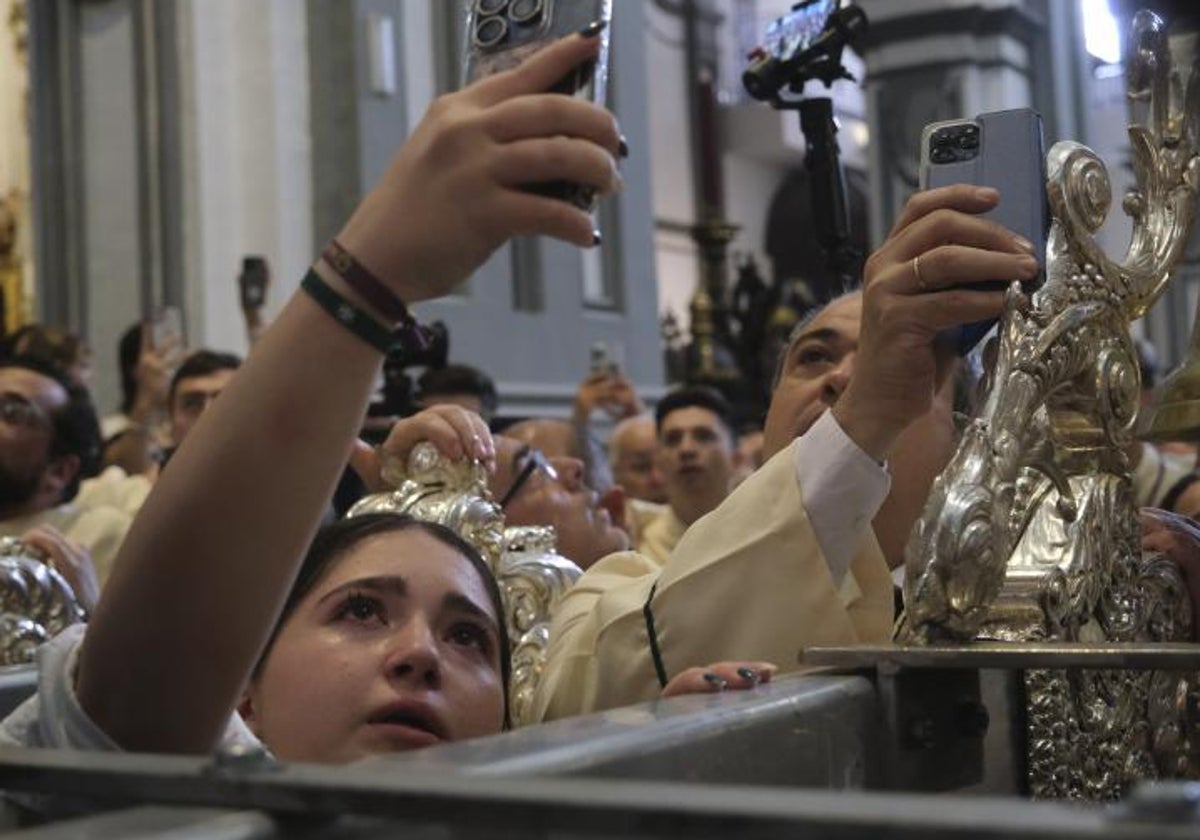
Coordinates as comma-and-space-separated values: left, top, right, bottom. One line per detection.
911, 255, 926, 292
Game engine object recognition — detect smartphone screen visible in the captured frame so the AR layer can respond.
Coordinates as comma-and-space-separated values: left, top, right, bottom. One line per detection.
240, 256, 269, 310
920, 108, 1048, 355
151, 306, 183, 349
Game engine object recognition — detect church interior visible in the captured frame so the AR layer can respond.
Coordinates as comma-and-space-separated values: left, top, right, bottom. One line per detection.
0, 0, 1199, 835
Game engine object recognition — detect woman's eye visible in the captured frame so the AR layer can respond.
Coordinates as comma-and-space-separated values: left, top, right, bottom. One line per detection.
336, 593, 385, 624
448, 622, 489, 652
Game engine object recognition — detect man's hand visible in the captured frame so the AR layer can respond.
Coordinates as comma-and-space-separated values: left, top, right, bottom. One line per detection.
349, 405, 495, 494
834, 185, 1038, 461
573, 371, 644, 423
22, 525, 100, 614
336, 30, 623, 305
660, 661, 777, 698
1139, 508, 1200, 641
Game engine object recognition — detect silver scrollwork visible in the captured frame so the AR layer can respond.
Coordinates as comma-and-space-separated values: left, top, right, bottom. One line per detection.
900, 10, 1200, 799
0, 537, 85, 665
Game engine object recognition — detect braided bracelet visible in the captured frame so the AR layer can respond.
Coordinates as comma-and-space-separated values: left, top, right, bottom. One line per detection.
321, 240, 431, 351
300, 270, 394, 354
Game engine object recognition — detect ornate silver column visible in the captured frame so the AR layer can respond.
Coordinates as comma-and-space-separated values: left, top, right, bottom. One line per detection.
895, 10, 1200, 799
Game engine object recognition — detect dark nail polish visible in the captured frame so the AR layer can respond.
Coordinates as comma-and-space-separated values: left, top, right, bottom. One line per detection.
618, 136, 629, 158
592, 229, 603, 247
702, 672, 727, 690
579, 19, 607, 38
737, 667, 760, 684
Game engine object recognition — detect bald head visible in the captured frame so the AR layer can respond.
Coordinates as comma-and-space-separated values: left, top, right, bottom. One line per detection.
609, 415, 665, 504
504, 417, 613, 494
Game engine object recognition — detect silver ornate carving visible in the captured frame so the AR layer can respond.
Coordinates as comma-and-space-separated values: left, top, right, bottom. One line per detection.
349, 443, 581, 726
0, 537, 84, 665
899, 11, 1200, 799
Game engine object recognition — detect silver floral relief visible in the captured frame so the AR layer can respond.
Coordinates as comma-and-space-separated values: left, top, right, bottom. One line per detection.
349, 443, 581, 723
0, 537, 84, 665
899, 11, 1200, 799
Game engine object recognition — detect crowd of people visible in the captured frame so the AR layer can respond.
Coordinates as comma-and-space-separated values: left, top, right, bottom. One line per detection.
0, 24, 1198, 822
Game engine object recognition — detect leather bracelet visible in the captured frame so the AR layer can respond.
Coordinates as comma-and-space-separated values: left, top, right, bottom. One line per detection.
301, 270, 394, 354
322, 239, 412, 323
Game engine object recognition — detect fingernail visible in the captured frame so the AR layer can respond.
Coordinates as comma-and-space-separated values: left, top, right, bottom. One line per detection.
1012, 235, 1034, 254
579, 20, 607, 38
592, 229, 603, 247
702, 673, 727, 691
975, 187, 999, 202
1018, 255, 1039, 275
618, 135, 629, 158
737, 667, 760, 684
472, 435, 487, 458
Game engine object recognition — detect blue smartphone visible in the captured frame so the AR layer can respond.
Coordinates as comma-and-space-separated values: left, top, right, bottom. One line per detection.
919, 108, 1048, 355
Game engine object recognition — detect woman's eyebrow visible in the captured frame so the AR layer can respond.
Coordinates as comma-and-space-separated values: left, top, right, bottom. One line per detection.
441, 592, 501, 637
315, 575, 408, 606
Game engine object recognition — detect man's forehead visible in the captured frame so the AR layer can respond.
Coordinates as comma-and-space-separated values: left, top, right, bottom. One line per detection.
0, 367, 68, 406
661, 405, 723, 431
792, 293, 862, 345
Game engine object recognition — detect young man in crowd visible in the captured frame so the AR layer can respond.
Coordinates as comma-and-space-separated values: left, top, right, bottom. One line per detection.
639, 387, 736, 564
161, 350, 242, 465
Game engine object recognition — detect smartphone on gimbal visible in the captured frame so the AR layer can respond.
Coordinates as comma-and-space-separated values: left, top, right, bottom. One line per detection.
919, 108, 1048, 355
463, 0, 613, 212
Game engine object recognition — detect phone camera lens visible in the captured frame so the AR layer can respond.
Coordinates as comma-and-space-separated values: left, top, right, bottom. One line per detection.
957, 132, 979, 150
474, 15, 508, 48
476, 0, 508, 15
509, 0, 544, 24
931, 147, 956, 164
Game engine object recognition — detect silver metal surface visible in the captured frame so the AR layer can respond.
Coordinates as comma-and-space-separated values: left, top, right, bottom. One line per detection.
805, 643, 1200, 671
897, 9, 1200, 800
0, 538, 84, 667
3, 744, 1200, 839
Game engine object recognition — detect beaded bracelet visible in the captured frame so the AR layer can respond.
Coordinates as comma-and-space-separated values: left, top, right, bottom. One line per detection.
301, 270, 395, 354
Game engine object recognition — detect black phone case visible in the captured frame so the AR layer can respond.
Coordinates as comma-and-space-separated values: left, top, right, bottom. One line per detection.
463, 0, 613, 211
919, 108, 1048, 355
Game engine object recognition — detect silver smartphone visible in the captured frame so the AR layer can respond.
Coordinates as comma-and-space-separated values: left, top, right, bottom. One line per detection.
463, 0, 613, 212
919, 108, 1048, 355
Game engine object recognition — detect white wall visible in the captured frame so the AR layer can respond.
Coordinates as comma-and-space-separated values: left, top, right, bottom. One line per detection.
178, 0, 313, 358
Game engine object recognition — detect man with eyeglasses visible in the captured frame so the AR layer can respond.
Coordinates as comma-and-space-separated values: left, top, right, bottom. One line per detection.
0, 356, 125, 605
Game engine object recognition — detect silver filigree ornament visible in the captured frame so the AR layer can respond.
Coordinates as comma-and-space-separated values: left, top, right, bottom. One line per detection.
0, 537, 85, 665
348, 442, 581, 726
899, 11, 1200, 799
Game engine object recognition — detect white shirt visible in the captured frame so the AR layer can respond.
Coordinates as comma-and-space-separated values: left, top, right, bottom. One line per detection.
794, 410, 891, 587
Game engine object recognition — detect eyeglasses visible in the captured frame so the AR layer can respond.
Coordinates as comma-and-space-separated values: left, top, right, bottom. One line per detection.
0, 393, 49, 431
498, 447, 558, 509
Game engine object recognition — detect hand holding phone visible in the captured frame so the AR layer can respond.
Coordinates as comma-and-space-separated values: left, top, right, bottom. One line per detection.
464, 0, 614, 212
150, 306, 183, 351
239, 257, 270, 312
919, 108, 1048, 355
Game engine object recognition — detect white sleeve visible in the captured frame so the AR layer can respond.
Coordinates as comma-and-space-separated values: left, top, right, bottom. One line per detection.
794, 410, 890, 586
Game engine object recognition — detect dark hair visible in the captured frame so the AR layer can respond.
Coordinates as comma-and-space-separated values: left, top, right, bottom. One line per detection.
258, 512, 512, 728
118, 323, 143, 415
169, 349, 242, 405
654, 386, 734, 438
1, 325, 89, 378
417, 364, 499, 419
0, 355, 101, 502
